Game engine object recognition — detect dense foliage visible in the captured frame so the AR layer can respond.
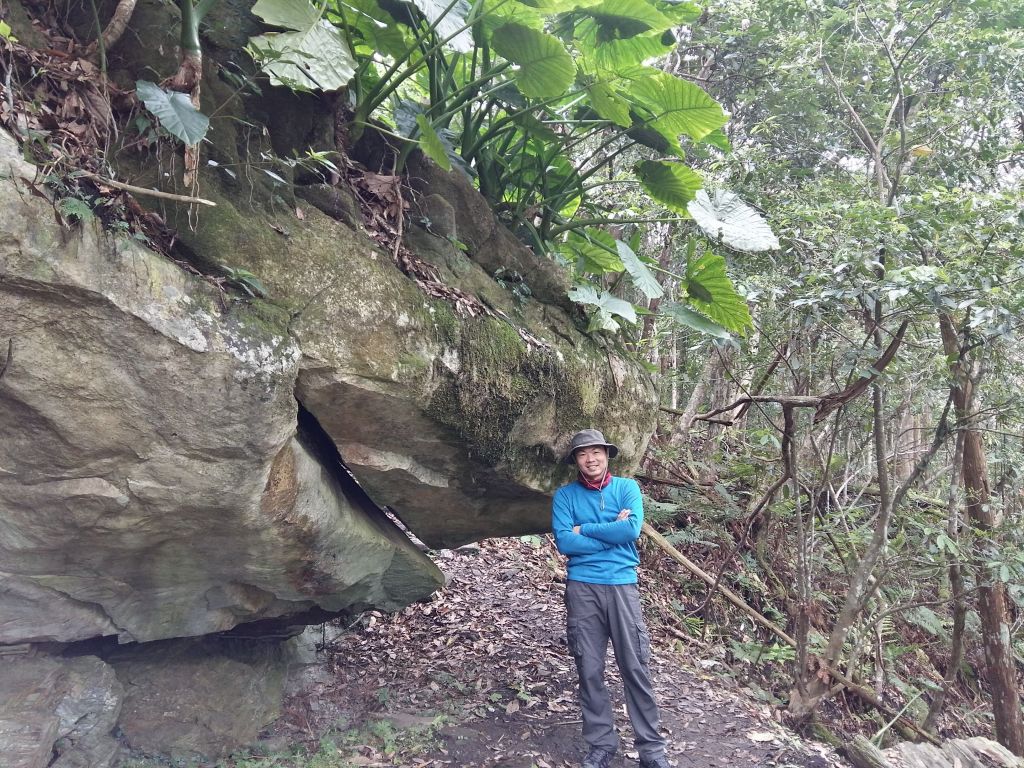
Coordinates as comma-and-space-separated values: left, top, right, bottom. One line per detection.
639, 0, 1024, 748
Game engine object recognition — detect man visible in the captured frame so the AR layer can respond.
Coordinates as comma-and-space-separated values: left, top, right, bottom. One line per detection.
552, 428, 670, 768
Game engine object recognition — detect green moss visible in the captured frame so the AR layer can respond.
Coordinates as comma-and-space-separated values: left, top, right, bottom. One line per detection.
232, 298, 292, 339
427, 315, 584, 465
188, 290, 217, 317
396, 352, 431, 375
462, 317, 524, 379
430, 301, 460, 347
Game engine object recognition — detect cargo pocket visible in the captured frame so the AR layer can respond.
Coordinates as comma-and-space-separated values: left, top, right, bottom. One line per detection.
566, 618, 583, 659
636, 622, 652, 664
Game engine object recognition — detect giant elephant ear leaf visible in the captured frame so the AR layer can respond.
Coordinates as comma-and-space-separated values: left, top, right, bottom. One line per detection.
588, 33, 674, 73
135, 80, 209, 145
561, 229, 624, 274
660, 303, 731, 339
636, 160, 702, 214
568, 284, 638, 332
629, 69, 727, 143
587, 82, 631, 127
415, 115, 452, 171
616, 240, 663, 300
687, 190, 780, 252
685, 252, 752, 334
249, 0, 356, 91
491, 23, 576, 99
581, 0, 672, 41
405, 0, 474, 51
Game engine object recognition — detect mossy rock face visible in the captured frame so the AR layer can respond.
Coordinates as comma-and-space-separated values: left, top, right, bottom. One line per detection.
14, 0, 657, 550
144, 150, 657, 547
0, 124, 442, 647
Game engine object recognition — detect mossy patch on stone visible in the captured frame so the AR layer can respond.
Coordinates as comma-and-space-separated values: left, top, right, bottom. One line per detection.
233, 298, 292, 337
427, 315, 596, 467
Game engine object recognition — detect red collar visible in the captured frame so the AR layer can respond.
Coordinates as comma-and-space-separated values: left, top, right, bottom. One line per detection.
578, 471, 612, 490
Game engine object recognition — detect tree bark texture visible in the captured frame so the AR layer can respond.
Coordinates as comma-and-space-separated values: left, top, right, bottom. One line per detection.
938, 312, 1024, 755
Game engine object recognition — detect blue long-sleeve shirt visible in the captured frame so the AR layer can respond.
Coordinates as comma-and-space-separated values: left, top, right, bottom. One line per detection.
552, 476, 643, 584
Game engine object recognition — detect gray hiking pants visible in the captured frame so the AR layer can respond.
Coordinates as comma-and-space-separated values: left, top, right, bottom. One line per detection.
565, 580, 666, 760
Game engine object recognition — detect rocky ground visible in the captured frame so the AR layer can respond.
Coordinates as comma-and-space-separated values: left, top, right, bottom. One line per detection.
255, 536, 846, 768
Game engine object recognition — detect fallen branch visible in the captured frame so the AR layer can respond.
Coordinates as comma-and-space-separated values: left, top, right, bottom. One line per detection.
642, 522, 941, 746
85, 0, 138, 55
643, 522, 795, 644
77, 171, 217, 206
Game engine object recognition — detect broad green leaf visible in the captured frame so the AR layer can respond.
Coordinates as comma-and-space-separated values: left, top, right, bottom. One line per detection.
685, 252, 752, 334
568, 285, 637, 325
560, 194, 581, 218
599, 293, 638, 323
685, 278, 712, 303
249, 0, 356, 91
616, 240, 663, 299
476, 0, 544, 35
589, 33, 674, 73
587, 82, 631, 127
405, 0, 474, 52
416, 114, 452, 171
629, 69, 727, 142
700, 127, 731, 152
660, 302, 731, 339
518, 0, 596, 12
588, 308, 621, 332
562, 229, 624, 273
0, 20, 15, 41
135, 80, 210, 145
396, 101, 472, 177
332, 0, 409, 57
491, 23, 576, 99
636, 160, 702, 214
252, 0, 319, 29
654, 0, 700, 24
687, 189, 780, 252
582, 0, 672, 41
568, 284, 602, 305
627, 120, 681, 156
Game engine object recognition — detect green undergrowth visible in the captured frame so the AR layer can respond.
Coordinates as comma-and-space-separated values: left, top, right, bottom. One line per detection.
122, 714, 449, 768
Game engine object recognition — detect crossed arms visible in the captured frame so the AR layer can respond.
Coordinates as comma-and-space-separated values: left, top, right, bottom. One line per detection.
551, 482, 643, 556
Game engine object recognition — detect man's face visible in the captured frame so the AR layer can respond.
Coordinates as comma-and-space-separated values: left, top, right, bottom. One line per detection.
574, 445, 609, 483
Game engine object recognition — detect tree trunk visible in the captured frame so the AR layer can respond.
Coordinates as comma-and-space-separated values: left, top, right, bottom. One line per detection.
923, 428, 967, 733
966, 430, 1024, 754
939, 312, 1024, 755
669, 349, 720, 443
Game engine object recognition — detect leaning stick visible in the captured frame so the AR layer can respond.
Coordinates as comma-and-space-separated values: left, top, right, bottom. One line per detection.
78, 171, 216, 206
642, 522, 940, 746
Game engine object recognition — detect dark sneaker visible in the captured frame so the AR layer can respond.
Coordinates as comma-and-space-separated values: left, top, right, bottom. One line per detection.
582, 746, 617, 768
639, 756, 671, 768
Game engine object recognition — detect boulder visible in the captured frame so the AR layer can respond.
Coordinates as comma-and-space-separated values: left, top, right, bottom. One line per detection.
0, 653, 122, 768
0, 127, 442, 645
0, 0, 656, 648
107, 638, 286, 760
152, 143, 657, 550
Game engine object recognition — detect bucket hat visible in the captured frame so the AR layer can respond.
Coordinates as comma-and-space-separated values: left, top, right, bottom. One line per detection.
562, 428, 619, 465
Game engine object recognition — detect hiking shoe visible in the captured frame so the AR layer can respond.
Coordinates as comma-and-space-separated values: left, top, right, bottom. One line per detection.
638, 756, 671, 768
582, 746, 617, 768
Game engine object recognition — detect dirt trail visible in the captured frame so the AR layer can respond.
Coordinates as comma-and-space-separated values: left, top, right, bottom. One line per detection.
269, 538, 846, 768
